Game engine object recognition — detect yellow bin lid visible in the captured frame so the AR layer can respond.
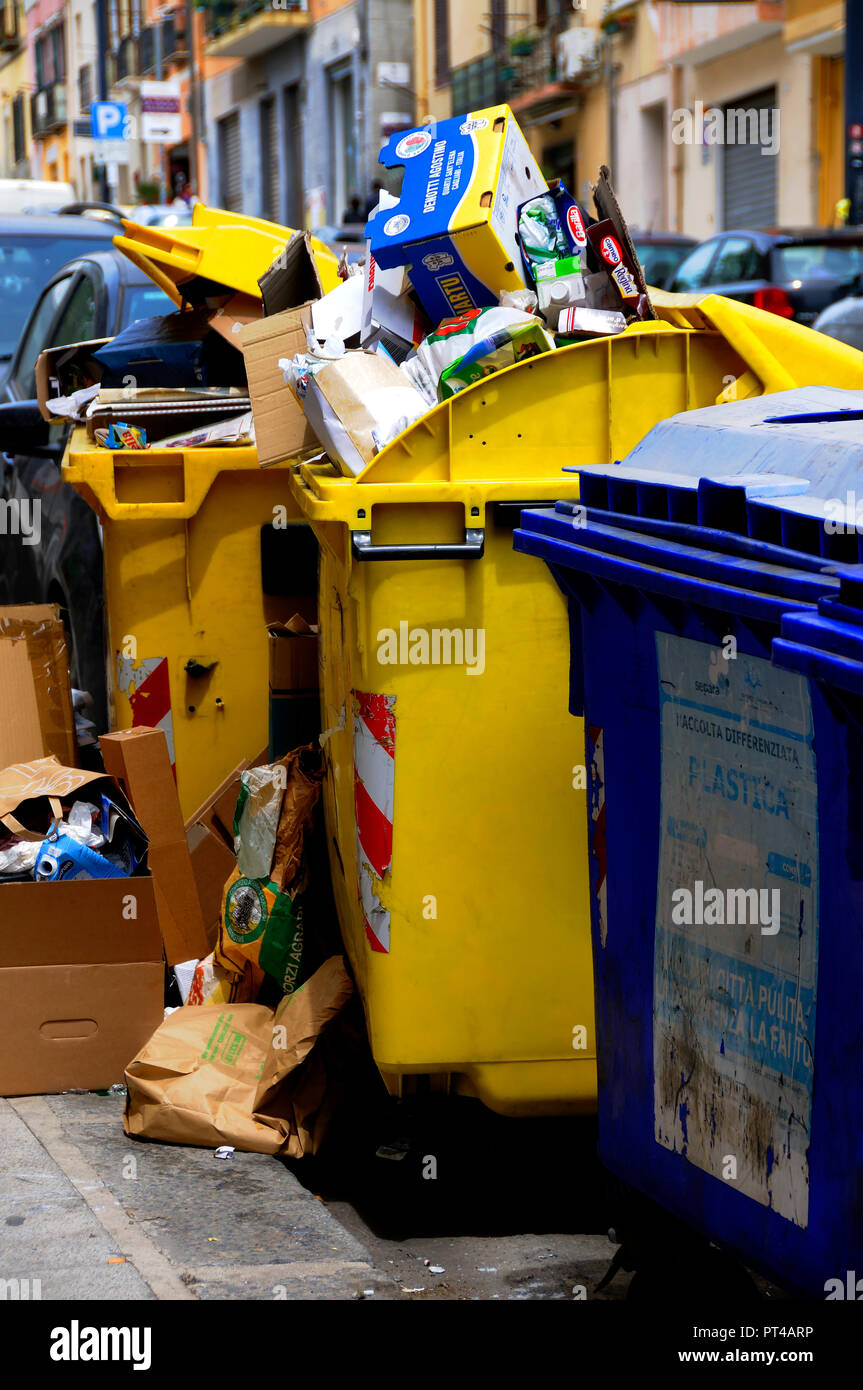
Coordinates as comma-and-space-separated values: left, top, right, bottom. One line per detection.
113, 203, 340, 307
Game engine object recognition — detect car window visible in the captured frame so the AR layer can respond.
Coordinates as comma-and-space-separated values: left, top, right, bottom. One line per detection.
707, 237, 761, 284
11, 274, 74, 399
0, 233, 110, 359
670, 240, 718, 291
773, 242, 863, 286
634, 242, 695, 289
49, 274, 97, 348
121, 284, 176, 327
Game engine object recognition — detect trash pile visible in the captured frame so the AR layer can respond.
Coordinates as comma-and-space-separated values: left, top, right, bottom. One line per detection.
37, 104, 651, 480
249, 104, 653, 475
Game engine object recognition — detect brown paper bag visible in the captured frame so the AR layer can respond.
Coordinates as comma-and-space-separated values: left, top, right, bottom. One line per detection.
123, 955, 353, 1156
0, 754, 134, 841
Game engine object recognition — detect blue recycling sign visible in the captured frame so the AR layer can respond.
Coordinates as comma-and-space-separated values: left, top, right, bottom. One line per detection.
90, 101, 130, 140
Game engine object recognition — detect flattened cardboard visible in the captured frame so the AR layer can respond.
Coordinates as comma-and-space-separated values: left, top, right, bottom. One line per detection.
0, 605, 76, 767
0, 639, 44, 767
0, 876, 164, 1097
240, 306, 319, 467
100, 727, 209, 965
269, 620, 319, 693
257, 232, 325, 317
186, 821, 236, 952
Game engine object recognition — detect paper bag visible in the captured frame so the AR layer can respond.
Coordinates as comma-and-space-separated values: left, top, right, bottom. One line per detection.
123, 956, 353, 1156
0, 755, 128, 842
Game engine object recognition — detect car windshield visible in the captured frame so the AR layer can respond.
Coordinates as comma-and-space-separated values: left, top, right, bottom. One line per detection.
774, 242, 863, 286
0, 234, 110, 359
634, 241, 694, 288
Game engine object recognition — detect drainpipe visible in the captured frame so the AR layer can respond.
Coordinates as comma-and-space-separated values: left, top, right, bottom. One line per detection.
95, 0, 109, 200
846, 0, 863, 224
187, 0, 199, 195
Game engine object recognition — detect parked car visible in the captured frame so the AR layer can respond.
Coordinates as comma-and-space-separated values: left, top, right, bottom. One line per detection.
126, 203, 195, 229
631, 231, 697, 290
0, 248, 175, 735
668, 228, 863, 324
0, 208, 126, 369
0, 178, 76, 214
813, 291, 863, 353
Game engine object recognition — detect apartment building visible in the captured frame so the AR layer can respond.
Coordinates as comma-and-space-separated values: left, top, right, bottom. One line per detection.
0, 1, 31, 177
202, 0, 413, 228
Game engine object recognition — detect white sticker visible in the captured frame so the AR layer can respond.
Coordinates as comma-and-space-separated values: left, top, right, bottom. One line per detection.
459, 117, 489, 135
384, 213, 411, 237
395, 130, 432, 159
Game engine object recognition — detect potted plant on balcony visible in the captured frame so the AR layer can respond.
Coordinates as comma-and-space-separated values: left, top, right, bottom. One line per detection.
509, 33, 536, 57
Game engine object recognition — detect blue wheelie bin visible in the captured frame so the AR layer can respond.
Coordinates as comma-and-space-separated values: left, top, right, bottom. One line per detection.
513, 387, 863, 1298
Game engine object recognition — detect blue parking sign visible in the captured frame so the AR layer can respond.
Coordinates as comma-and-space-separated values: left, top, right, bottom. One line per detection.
90, 101, 129, 140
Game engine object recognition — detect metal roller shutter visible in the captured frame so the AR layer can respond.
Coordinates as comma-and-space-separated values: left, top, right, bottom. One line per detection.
260, 97, 279, 223
722, 88, 777, 230
219, 111, 242, 212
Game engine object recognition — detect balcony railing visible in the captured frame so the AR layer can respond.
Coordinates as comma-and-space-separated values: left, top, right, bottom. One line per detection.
201, 0, 309, 59
30, 82, 68, 137
115, 33, 139, 84
139, 26, 156, 75
162, 11, 188, 62
451, 27, 596, 117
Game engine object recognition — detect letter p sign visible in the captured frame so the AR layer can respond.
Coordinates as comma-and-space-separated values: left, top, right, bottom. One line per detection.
90, 101, 129, 140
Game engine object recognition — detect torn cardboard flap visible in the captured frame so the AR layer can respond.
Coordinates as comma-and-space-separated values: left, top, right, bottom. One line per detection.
35, 338, 111, 422
258, 231, 325, 317
240, 306, 319, 466
99, 727, 209, 965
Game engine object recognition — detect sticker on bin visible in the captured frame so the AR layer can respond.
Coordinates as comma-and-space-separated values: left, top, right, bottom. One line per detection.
116, 654, 176, 772
354, 692, 395, 954
653, 634, 819, 1227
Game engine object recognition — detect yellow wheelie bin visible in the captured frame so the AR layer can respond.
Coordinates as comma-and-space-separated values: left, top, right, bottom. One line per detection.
288, 300, 863, 1117
61, 208, 339, 818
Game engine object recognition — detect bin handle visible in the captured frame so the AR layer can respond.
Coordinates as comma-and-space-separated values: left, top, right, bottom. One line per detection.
351, 528, 485, 562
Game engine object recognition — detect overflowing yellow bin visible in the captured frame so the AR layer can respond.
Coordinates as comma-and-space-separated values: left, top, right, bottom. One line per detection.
288, 302, 863, 1116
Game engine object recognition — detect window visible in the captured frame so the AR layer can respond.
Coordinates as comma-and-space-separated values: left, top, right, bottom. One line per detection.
670, 239, 719, 292
773, 241, 863, 287
434, 0, 449, 89
78, 65, 92, 115
707, 237, 762, 285
49, 275, 97, 349
11, 276, 73, 396
121, 285, 175, 327
12, 93, 25, 165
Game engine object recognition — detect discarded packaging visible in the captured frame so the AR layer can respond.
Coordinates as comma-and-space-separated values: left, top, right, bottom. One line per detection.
439, 320, 554, 400
302, 350, 429, 475
368, 105, 547, 322
124, 955, 354, 1156
0, 606, 77, 768
556, 306, 627, 337
403, 305, 540, 406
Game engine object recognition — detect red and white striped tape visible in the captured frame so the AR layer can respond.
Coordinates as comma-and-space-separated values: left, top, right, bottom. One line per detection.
354, 691, 395, 953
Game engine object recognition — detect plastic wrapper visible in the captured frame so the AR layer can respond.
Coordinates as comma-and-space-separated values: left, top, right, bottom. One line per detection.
439, 320, 555, 400
402, 306, 539, 406
519, 195, 569, 263
0, 838, 39, 877
105, 421, 147, 450
234, 765, 286, 882
499, 289, 538, 314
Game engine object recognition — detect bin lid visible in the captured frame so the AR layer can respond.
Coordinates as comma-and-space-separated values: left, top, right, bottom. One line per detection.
774, 564, 863, 698
113, 203, 340, 307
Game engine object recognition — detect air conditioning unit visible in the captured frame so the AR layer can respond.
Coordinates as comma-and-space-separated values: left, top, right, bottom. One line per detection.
557, 27, 599, 79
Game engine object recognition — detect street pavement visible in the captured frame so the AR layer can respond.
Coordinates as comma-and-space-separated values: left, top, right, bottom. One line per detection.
0, 1092, 392, 1301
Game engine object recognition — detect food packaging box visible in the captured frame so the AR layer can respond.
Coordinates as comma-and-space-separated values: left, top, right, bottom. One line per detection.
368, 105, 547, 323
302, 351, 428, 476
0, 606, 76, 767
100, 727, 209, 965
0, 876, 164, 1096
241, 232, 329, 467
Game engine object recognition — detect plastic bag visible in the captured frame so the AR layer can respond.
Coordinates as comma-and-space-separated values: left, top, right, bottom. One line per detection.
402, 306, 539, 406
234, 765, 286, 881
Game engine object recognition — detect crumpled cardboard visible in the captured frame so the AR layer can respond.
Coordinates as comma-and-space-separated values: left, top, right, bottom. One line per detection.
123, 955, 353, 1156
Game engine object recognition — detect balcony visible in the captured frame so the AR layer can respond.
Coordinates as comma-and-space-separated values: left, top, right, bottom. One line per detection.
162, 12, 189, 63
139, 26, 156, 75
450, 27, 597, 124
30, 81, 68, 137
201, 0, 309, 60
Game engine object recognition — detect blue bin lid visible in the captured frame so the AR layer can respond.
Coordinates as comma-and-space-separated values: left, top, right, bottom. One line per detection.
774, 563, 863, 697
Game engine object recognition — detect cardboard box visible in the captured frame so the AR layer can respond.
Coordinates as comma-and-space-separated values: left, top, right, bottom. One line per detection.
241, 233, 330, 469
185, 821, 235, 952
0, 877, 164, 1097
35, 339, 111, 422
99, 728, 209, 966
93, 295, 259, 390
0, 605, 76, 767
268, 619, 320, 761
369, 105, 547, 323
